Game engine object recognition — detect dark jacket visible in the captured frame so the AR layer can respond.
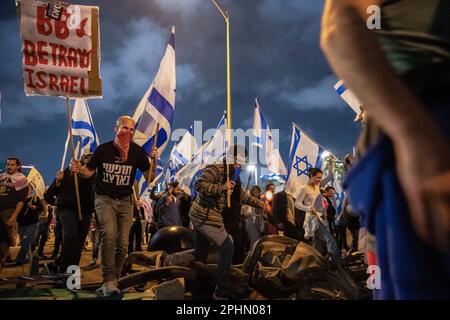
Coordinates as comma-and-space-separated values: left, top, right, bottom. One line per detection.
189, 164, 261, 228
17, 196, 44, 226
44, 168, 95, 215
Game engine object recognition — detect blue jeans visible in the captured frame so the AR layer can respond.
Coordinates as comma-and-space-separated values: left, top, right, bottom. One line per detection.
16, 224, 38, 264
314, 222, 341, 265
245, 218, 262, 247
193, 225, 234, 297
95, 194, 133, 282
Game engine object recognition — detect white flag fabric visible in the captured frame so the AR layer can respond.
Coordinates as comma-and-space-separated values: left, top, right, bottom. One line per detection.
175, 112, 227, 196
334, 80, 362, 121
133, 26, 176, 156
252, 98, 287, 176
166, 126, 198, 182
61, 98, 100, 170
135, 159, 164, 197
71, 99, 100, 156
333, 179, 345, 214
140, 188, 154, 224
285, 123, 325, 198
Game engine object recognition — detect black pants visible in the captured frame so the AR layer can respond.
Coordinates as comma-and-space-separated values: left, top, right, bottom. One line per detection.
292, 209, 306, 241
335, 225, 349, 252
52, 216, 62, 257
193, 227, 234, 297
128, 219, 142, 253
347, 216, 360, 252
284, 221, 302, 241
228, 222, 248, 264
55, 210, 90, 270
35, 220, 49, 256
327, 218, 336, 239
349, 227, 359, 252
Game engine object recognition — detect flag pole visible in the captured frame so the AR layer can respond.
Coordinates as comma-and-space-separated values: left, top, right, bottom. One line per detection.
148, 123, 160, 184
65, 97, 82, 221
60, 131, 70, 171
211, 0, 232, 208
132, 185, 139, 204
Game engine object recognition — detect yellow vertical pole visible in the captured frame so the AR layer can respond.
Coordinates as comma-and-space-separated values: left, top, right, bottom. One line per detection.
211, 0, 232, 208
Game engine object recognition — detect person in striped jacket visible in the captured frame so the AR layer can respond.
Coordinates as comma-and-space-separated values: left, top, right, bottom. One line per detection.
189, 145, 264, 300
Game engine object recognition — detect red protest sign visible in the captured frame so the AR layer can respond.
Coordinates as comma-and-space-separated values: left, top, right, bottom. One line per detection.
17, 0, 102, 98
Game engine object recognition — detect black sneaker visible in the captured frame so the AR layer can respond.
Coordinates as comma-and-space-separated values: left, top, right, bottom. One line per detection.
44, 262, 60, 276
213, 292, 230, 300
213, 288, 230, 300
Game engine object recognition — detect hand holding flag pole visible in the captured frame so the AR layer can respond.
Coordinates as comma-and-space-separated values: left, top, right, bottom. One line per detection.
148, 124, 160, 184
65, 97, 82, 221
132, 185, 139, 205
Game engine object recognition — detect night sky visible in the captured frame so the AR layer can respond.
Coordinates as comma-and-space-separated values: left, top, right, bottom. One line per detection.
0, 0, 361, 184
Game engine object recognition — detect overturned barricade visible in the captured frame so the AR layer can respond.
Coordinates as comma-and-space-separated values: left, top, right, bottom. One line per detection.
0, 227, 368, 300
120, 228, 364, 300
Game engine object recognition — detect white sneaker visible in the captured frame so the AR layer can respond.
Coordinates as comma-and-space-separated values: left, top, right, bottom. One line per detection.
96, 280, 121, 297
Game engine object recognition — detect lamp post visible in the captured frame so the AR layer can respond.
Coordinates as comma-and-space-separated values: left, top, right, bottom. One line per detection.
211, 0, 231, 131
211, 0, 232, 207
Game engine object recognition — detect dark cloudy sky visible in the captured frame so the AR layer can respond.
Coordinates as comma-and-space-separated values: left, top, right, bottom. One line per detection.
0, 0, 361, 184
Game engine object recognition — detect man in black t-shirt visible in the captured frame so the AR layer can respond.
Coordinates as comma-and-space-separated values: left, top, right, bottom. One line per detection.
71, 116, 155, 296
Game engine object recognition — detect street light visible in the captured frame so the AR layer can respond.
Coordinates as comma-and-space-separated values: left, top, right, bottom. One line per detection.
211, 0, 231, 131
211, 0, 232, 207
321, 150, 331, 159
247, 164, 258, 186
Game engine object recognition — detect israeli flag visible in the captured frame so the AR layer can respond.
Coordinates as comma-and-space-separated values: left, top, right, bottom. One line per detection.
285, 123, 325, 198
252, 98, 287, 175
166, 126, 198, 182
71, 99, 100, 156
334, 80, 362, 121
175, 111, 227, 196
135, 159, 164, 196
333, 179, 345, 214
61, 99, 100, 169
133, 26, 176, 156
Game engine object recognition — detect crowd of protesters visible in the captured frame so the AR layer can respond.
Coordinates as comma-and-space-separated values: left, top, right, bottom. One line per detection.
0, 147, 363, 300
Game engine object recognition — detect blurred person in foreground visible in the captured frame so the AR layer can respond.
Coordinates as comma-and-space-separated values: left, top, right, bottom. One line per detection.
321, 0, 450, 299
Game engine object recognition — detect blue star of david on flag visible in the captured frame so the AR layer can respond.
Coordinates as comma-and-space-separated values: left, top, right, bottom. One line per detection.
292, 155, 312, 177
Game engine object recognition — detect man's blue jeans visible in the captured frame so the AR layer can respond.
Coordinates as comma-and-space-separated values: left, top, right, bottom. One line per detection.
193, 224, 234, 297
314, 222, 342, 265
16, 224, 38, 264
